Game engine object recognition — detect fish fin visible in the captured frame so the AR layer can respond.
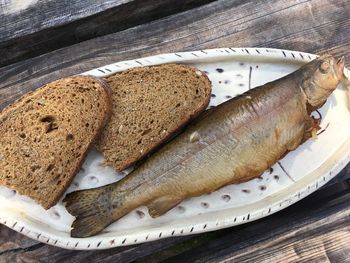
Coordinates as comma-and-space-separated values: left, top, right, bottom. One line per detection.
63, 185, 115, 238
147, 195, 182, 218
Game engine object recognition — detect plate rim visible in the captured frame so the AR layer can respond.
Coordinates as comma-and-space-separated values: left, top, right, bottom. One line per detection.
1, 47, 349, 250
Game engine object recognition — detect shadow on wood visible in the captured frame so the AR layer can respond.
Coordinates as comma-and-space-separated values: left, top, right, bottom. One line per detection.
0, 0, 215, 67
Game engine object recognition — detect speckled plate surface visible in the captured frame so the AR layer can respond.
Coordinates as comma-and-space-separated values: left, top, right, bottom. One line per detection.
1, 48, 350, 250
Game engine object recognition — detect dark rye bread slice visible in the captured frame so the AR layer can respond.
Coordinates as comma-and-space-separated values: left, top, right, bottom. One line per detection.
0, 76, 112, 209
97, 63, 211, 171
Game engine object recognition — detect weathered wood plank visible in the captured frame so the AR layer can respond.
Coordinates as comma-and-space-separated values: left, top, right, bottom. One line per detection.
0, 0, 131, 41
0, 0, 215, 66
0, 226, 39, 254
0, 226, 192, 263
1, 0, 349, 110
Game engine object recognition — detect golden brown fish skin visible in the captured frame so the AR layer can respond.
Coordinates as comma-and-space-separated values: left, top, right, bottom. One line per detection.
64, 55, 345, 238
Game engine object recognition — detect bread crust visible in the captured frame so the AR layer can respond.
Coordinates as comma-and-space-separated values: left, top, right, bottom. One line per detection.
97, 64, 212, 171
0, 75, 112, 209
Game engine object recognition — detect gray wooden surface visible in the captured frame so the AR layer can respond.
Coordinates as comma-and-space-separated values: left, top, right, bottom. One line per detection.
1, 0, 349, 110
1, 0, 350, 262
0, 0, 214, 67
0, 0, 132, 41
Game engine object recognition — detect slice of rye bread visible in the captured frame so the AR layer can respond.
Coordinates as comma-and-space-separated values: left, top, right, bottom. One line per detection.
97, 63, 212, 171
0, 76, 112, 209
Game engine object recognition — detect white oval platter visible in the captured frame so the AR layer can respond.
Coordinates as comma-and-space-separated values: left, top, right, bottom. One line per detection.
1, 48, 350, 250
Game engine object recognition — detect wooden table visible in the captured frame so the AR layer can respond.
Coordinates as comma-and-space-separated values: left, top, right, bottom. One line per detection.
1, 0, 350, 262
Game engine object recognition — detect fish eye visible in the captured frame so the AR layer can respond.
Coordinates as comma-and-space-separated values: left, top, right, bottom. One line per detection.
319, 61, 330, 74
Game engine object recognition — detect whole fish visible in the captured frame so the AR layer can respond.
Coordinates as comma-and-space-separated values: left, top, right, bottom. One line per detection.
64, 55, 345, 237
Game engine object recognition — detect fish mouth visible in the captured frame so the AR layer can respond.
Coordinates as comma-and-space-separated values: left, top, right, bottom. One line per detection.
336, 56, 345, 80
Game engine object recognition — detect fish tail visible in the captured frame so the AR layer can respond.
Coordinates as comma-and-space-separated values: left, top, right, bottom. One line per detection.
63, 184, 119, 238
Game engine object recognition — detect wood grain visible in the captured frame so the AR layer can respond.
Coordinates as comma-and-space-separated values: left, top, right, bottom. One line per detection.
160, 195, 350, 263
0, 0, 132, 41
1, 0, 349, 111
0, 0, 215, 67
1, 0, 350, 262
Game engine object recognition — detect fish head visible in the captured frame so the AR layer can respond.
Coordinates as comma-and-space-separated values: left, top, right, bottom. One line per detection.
301, 55, 345, 112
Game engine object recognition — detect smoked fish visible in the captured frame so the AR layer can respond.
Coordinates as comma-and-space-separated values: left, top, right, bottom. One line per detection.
64, 55, 345, 237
